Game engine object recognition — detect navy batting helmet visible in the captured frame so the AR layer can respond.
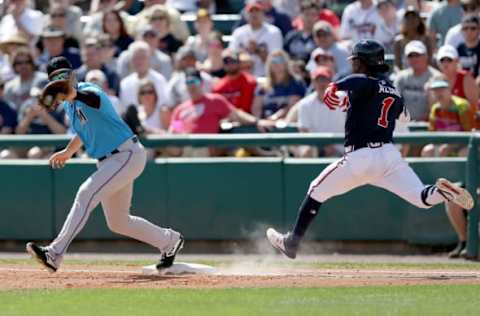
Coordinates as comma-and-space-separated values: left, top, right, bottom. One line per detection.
349, 40, 389, 73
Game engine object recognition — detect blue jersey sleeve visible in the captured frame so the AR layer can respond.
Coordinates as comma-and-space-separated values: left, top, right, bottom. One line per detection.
335, 74, 374, 94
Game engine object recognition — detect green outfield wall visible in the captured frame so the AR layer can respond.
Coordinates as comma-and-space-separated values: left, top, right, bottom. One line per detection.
0, 157, 466, 245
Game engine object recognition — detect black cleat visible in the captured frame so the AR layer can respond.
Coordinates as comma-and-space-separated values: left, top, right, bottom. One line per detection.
26, 242, 58, 273
156, 235, 184, 270
266, 228, 299, 259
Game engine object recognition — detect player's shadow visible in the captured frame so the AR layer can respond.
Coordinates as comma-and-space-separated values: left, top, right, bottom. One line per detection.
108, 274, 188, 285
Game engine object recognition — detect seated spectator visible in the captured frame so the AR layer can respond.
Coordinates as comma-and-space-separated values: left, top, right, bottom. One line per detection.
252, 50, 306, 120
148, 6, 183, 56
76, 38, 120, 96
437, 44, 479, 112
308, 47, 337, 80
307, 21, 351, 78
0, 79, 17, 135
98, 33, 120, 74
427, 0, 463, 47
184, 9, 214, 62
398, 0, 439, 17
456, 15, 480, 78
165, 0, 216, 13
8, 79, 67, 159
445, 0, 480, 48
394, 40, 441, 122
393, 6, 433, 71
289, 66, 346, 158
85, 70, 124, 115
168, 69, 273, 156
239, 51, 255, 74
0, 33, 28, 82
119, 41, 170, 113
136, 78, 170, 132
283, 1, 318, 63
421, 76, 473, 158
4, 48, 48, 110
0, 0, 43, 41
117, 26, 173, 80
102, 10, 134, 58
38, 25, 82, 71
340, 0, 382, 44
167, 47, 213, 107
212, 51, 257, 113
290, 0, 340, 32
198, 32, 226, 79
235, 0, 293, 36
46, 0, 83, 41
229, 2, 283, 77
134, 3, 190, 42
375, 0, 399, 54
83, 0, 118, 37
44, 3, 80, 49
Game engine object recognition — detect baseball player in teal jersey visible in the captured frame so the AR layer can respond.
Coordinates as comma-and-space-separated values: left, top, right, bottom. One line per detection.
26, 57, 183, 272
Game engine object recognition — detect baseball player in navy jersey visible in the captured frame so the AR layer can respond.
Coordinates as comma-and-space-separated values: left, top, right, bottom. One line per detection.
267, 40, 475, 259
26, 57, 183, 272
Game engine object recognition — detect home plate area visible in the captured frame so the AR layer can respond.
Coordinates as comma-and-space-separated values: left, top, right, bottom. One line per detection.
142, 262, 217, 275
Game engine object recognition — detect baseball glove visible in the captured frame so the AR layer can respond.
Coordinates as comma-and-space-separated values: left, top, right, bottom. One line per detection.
39, 79, 71, 111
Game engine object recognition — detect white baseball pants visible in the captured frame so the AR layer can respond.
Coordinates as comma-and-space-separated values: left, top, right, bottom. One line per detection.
308, 143, 445, 208
49, 138, 176, 257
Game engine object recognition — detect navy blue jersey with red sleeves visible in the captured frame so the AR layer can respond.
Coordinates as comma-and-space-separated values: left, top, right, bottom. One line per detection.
335, 73, 405, 146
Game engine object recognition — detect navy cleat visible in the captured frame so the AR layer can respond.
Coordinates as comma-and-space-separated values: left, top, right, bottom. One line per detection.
266, 228, 299, 259
26, 242, 58, 273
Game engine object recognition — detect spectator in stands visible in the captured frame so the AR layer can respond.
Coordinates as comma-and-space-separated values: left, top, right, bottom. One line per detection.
0, 33, 28, 82
13, 79, 67, 159
165, 0, 216, 13
85, 69, 124, 115
117, 26, 173, 81
445, 0, 480, 48
340, 0, 383, 44
119, 41, 170, 113
38, 25, 82, 70
307, 21, 351, 78
394, 40, 441, 122
212, 50, 257, 113
393, 6, 433, 71
289, 66, 346, 158
283, 0, 318, 63
0, 79, 17, 135
198, 32, 226, 78
76, 38, 120, 96
136, 78, 170, 132
47, 0, 83, 41
168, 69, 273, 156
436, 44, 479, 112
229, 1, 283, 77
0, 0, 43, 40
135, 3, 190, 42
45, 3, 80, 49
4, 48, 48, 111
308, 47, 337, 80
168, 47, 213, 107
252, 50, 306, 120
148, 6, 183, 55
421, 75, 473, 157
239, 51, 255, 74
184, 9, 214, 62
290, 0, 340, 32
456, 15, 480, 78
98, 33, 119, 73
235, 0, 293, 36
428, 0, 464, 47
102, 10, 134, 58
376, 0, 399, 54
398, 0, 439, 17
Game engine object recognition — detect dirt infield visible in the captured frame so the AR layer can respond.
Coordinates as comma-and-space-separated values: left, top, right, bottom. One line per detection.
2, 263, 480, 290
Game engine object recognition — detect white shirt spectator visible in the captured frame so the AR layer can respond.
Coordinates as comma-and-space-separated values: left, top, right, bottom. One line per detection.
340, 1, 383, 42
297, 92, 346, 133
167, 71, 213, 108
0, 7, 43, 39
120, 69, 169, 110
444, 24, 464, 49
229, 22, 283, 77
138, 105, 163, 131
117, 49, 173, 80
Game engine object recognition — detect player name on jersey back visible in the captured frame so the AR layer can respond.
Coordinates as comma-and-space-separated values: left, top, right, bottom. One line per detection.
378, 83, 401, 98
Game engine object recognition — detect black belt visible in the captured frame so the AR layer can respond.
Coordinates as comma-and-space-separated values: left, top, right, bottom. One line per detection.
98, 136, 138, 161
345, 142, 390, 153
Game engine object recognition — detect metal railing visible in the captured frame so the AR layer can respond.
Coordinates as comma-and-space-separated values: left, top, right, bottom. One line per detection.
0, 132, 478, 257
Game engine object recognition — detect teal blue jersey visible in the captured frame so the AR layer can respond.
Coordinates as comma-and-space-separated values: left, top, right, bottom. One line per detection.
62, 82, 133, 159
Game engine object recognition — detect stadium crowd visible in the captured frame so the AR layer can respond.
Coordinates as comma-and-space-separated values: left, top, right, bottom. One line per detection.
0, 0, 476, 257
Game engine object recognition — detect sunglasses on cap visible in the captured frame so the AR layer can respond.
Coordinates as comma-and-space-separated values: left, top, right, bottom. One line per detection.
49, 69, 72, 81
186, 77, 202, 86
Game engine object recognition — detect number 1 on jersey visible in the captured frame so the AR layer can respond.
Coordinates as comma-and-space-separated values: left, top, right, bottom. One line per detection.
378, 97, 394, 128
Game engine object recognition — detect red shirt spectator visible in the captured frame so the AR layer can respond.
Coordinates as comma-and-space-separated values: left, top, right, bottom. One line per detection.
212, 51, 256, 113
292, 9, 340, 30
170, 92, 231, 134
